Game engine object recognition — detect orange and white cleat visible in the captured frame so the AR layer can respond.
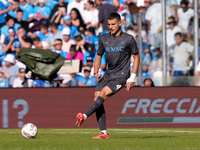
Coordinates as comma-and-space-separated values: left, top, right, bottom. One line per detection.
75, 113, 85, 127
92, 132, 109, 139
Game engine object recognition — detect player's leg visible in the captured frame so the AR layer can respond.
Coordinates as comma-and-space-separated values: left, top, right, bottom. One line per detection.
76, 77, 107, 127
84, 86, 112, 116
75, 86, 112, 127
92, 81, 124, 139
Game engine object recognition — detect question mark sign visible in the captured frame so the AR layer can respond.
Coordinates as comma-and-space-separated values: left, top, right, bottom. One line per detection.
13, 99, 29, 128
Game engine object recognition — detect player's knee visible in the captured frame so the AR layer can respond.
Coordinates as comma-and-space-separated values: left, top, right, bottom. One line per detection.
94, 92, 99, 101
99, 92, 109, 100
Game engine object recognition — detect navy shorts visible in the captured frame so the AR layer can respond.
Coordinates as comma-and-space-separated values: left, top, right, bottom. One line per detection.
96, 77, 126, 95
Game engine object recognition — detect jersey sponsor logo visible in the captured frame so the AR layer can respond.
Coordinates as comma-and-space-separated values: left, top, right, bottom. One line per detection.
105, 46, 124, 52
106, 47, 110, 52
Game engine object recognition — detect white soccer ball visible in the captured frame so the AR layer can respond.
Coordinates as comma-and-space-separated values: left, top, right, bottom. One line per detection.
21, 123, 38, 139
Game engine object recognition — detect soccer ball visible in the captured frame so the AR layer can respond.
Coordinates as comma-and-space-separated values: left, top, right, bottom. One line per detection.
21, 123, 38, 139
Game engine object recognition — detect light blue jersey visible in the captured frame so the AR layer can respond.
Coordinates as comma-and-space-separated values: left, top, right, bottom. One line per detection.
0, 1, 6, 24
34, 5, 51, 20
19, 3, 34, 21
1, 23, 21, 37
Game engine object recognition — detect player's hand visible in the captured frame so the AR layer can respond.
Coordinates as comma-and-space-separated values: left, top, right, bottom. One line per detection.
94, 73, 101, 80
126, 81, 134, 91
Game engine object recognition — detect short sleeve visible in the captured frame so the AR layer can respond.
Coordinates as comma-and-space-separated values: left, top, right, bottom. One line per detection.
97, 37, 105, 56
129, 36, 138, 55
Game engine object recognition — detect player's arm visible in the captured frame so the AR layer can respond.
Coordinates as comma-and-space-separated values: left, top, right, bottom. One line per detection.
93, 54, 102, 79
126, 53, 140, 91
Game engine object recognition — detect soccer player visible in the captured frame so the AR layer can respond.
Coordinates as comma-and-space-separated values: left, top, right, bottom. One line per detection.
75, 13, 140, 139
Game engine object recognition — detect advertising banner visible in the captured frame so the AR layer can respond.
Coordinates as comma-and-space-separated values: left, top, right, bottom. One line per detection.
0, 87, 200, 129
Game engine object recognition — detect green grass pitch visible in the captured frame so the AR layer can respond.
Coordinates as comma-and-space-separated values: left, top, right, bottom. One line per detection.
1, 128, 200, 150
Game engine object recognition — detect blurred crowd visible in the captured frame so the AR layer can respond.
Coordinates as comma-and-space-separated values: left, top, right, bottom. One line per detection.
0, 0, 198, 88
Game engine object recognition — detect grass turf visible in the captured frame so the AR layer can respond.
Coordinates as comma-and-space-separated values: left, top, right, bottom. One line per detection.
1, 128, 200, 150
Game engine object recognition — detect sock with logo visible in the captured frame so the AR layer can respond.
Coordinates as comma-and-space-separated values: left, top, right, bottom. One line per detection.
85, 96, 105, 118
96, 104, 107, 134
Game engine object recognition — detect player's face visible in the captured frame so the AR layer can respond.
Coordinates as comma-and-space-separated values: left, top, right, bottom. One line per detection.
108, 18, 122, 36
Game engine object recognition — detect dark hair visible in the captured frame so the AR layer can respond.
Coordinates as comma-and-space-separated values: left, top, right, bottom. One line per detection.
88, 0, 94, 6
17, 9, 23, 13
71, 8, 83, 20
174, 32, 183, 38
70, 45, 77, 52
70, 8, 86, 30
55, 38, 62, 43
32, 36, 40, 42
13, 0, 20, 3
49, 23, 58, 28
17, 26, 26, 31
143, 78, 155, 87
180, 0, 189, 6
19, 68, 25, 73
40, 24, 48, 30
108, 13, 121, 21
6, 16, 14, 22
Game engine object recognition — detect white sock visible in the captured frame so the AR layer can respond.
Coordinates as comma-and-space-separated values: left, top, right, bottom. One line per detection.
83, 114, 87, 120
101, 130, 107, 135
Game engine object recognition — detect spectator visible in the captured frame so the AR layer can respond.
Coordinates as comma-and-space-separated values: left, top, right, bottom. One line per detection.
66, 44, 84, 63
32, 36, 48, 49
49, 23, 62, 43
70, 8, 86, 34
50, 39, 68, 57
127, 23, 147, 42
148, 47, 163, 77
67, 0, 85, 18
0, 1, 12, 28
120, 2, 134, 28
1, 15, 21, 37
16, 27, 32, 48
59, 73, 79, 87
2, 54, 19, 87
98, 0, 116, 34
83, 0, 99, 29
61, 27, 76, 53
0, 67, 10, 88
13, 68, 32, 88
166, 16, 182, 48
187, 16, 195, 44
59, 15, 79, 40
34, 0, 51, 22
145, 0, 171, 60
11, 40, 26, 69
14, 9, 29, 31
84, 27, 99, 50
46, 0, 59, 11
78, 65, 97, 87
74, 33, 96, 63
11, 40, 21, 55
82, 56, 104, 77
143, 77, 155, 87
176, 0, 194, 33
171, 32, 194, 76
47, 0, 68, 24
141, 44, 151, 77
7, 0, 21, 20
19, 0, 35, 22
32, 77, 44, 87
31, 24, 54, 44
3, 28, 18, 54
